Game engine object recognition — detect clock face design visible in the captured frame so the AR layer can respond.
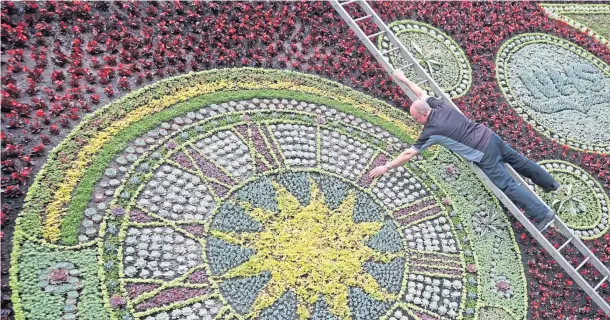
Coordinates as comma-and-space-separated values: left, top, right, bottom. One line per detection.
12, 69, 526, 320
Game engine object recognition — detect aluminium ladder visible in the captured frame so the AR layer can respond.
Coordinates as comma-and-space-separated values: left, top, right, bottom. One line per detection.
329, 0, 610, 316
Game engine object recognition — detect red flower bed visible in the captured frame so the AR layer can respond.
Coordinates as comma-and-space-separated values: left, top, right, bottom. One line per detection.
1, 1, 609, 318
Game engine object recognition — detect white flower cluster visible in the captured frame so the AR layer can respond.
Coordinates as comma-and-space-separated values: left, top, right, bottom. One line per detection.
137, 165, 215, 221
123, 227, 202, 279
404, 274, 462, 318
270, 124, 317, 168
144, 299, 223, 320
320, 129, 374, 181
403, 216, 457, 253
372, 166, 426, 209
387, 308, 411, 320
195, 130, 253, 180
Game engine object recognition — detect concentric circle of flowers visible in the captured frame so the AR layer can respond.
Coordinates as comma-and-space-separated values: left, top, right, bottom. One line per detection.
378, 20, 472, 98
104, 92, 472, 319
10, 68, 526, 320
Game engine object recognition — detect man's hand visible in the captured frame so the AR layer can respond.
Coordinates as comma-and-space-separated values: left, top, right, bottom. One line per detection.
394, 69, 427, 100
368, 165, 388, 179
394, 69, 408, 82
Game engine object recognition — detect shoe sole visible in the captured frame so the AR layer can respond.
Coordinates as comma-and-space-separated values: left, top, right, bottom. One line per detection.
537, 213, 556, 232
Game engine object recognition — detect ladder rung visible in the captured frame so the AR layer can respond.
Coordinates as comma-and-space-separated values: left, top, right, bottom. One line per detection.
381, 47, 399, 55
594, 276, 608, 291
367, 31, 385, 38
575, 256, 591, 271
558, 238, 573, 252
416, 80, 429, 86
341, 0, 359, 6
354, 15, 372, 22
398, 63, 414, 71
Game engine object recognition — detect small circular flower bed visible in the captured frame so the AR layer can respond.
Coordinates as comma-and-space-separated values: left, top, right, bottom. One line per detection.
378, 20, 472, 98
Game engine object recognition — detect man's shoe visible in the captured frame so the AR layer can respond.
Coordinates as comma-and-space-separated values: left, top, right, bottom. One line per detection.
536, 210, 556, 232
543, 181, 560, 193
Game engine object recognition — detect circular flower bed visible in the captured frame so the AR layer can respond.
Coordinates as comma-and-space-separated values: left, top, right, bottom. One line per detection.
526, 160, 610, 239
377, 20, 472, 98
10, 69, 528, 320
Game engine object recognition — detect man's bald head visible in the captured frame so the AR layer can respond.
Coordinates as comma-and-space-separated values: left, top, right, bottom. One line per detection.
410, 99, 431, 124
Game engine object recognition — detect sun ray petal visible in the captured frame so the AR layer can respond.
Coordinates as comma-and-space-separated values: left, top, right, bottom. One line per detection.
209, 229, 257, 246
272, 181, 302, 218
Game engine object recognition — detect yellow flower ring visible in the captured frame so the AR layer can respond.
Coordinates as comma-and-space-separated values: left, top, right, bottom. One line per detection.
11, 68, 527, 320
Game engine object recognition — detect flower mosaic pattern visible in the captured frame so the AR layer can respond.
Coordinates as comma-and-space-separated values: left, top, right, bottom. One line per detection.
377, 20, 472, 98
497, 33, 610, 153
10, 69, 528, 320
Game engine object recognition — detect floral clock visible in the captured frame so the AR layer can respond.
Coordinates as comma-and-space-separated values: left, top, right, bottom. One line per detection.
10, 69, 528, 320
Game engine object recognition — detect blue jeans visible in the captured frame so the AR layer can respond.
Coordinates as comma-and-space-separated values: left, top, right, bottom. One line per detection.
476, 134, 557, 222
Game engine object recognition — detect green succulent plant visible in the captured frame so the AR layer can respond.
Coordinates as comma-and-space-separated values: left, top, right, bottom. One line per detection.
411, 41, 442, 78
552, 184, 586, 217
472, 210, 506, 236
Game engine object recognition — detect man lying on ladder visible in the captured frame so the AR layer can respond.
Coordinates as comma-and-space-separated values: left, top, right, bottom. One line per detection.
368, 69, 560, 232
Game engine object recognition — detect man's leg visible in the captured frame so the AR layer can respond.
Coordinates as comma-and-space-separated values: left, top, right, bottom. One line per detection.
477, 138, 551, 223
495, 134, 558, 191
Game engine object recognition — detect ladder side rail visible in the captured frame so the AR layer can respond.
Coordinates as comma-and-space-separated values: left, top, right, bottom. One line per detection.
505, 163, 610, 279
355, 1, 451, 102
328, 1, 419, 102
471, 164, 610, 316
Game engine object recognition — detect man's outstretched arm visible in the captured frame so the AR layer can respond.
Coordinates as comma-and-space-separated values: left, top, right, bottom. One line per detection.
368, 148, 419, 178
393, 70, 429, 100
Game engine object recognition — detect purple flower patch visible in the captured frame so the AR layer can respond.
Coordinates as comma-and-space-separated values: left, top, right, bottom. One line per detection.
396, 206, 442, 226
207, 181, 229, 198
171, 150, 197, 171
109, 295, 127, 308
255, 156, 268, 173
251, 126, 277, 169
416, 312, 443, 320
125, 283, 160, 299
258, 126, 285, 168
187, 146, 234, 185
181, 224, 205, 237
358, 153, 389, 187
234, 124, 250, 139
134, 287, 210, 311
185, 269, 209, 284
129, 209, 158, 223
111, 207, 126, 217
392, 199, 438, 219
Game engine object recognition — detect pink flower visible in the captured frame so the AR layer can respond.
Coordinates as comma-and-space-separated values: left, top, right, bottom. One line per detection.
109, 295, 126, 308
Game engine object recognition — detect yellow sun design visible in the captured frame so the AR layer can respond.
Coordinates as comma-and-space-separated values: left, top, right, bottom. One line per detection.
210, 177, 400, 319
